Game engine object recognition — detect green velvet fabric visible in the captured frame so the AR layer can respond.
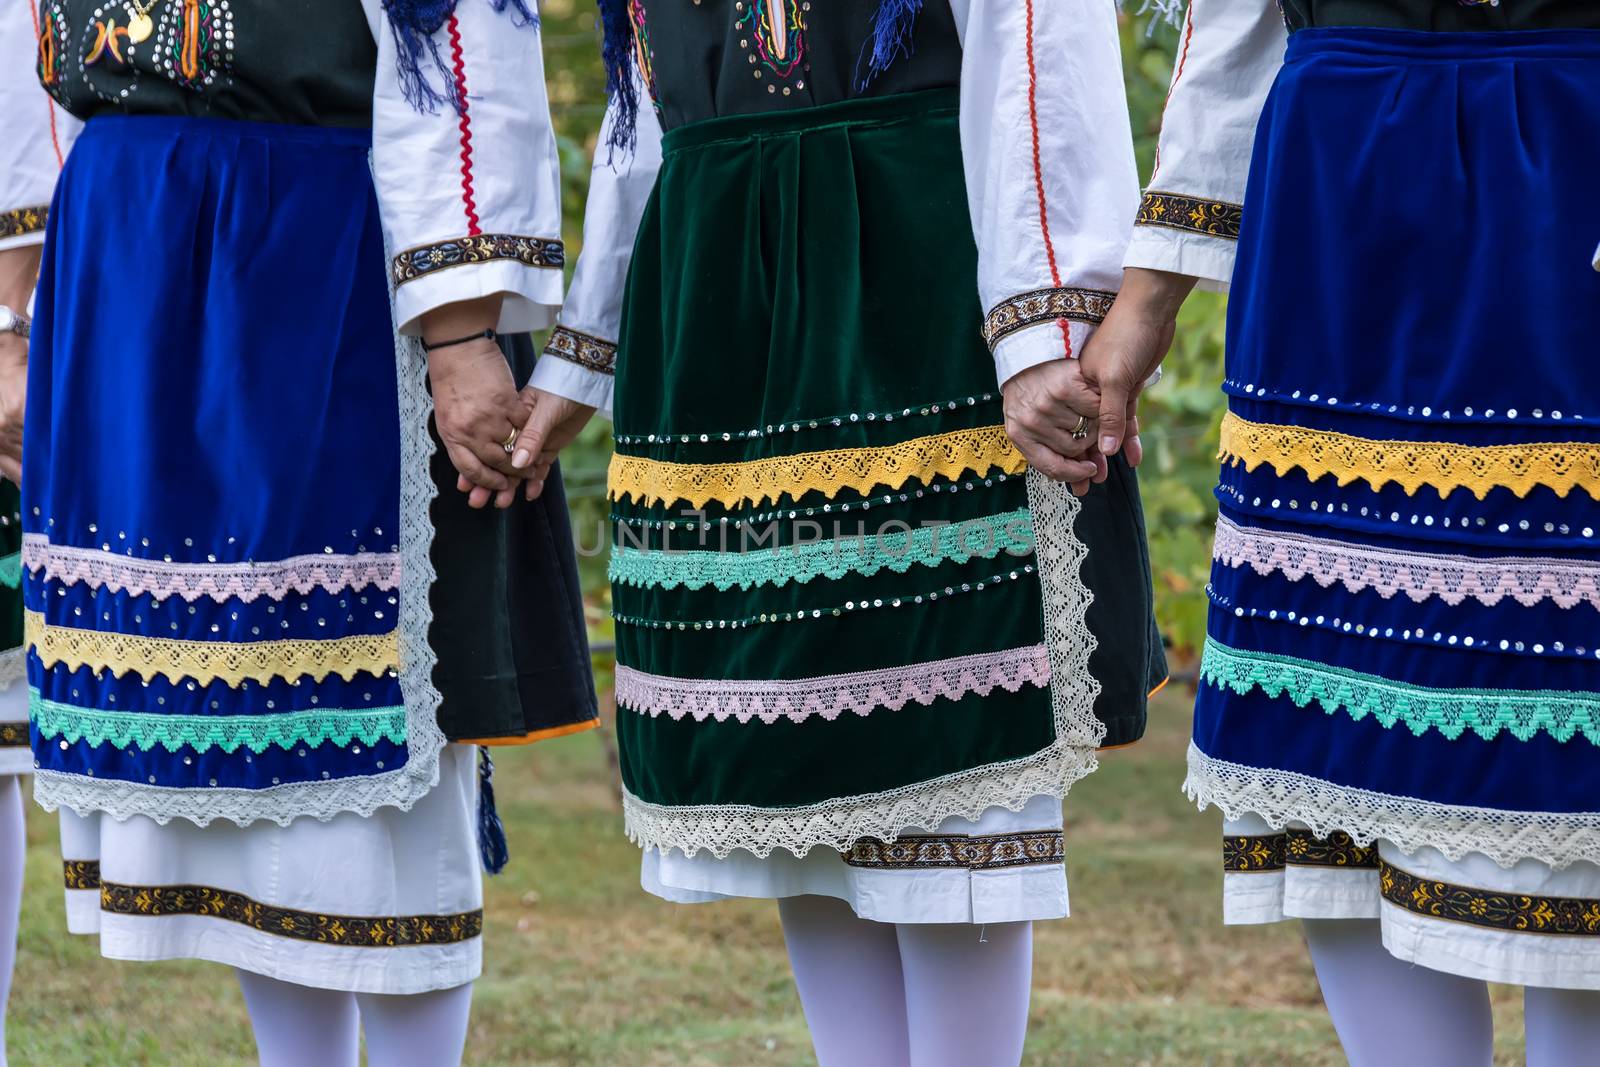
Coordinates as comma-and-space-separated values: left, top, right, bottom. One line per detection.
611, 90, 1159, 813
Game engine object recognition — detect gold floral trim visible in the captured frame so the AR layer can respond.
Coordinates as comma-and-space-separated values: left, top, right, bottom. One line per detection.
981, 287, 1116, 351
0, 722, 25, 748
63, 860, 100, 891
608, 425, 1027, 509
99, 880, 483, 946
1381, 859, 1600, 936
1135, 191, 1243, 239
843, 830, 1064, 870
1219, 412, 1600, 501
25, 612, 400, 687
544, 325, 617, 375
390, 233, 564, 286
1224, 829, 1378, 872
0, 206, 48, 241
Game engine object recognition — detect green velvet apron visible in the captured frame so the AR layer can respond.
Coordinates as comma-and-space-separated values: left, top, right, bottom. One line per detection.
608, 88, 1163, 858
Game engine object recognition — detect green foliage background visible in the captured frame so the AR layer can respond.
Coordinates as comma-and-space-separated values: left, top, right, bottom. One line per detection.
540, 2, 1228, 663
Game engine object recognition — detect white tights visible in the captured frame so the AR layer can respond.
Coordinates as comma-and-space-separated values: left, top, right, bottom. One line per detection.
1304, 919, 1600, 1067
778, 894, 1033, 1067
235, 970, 474, 1067
0, 777, 23, 1067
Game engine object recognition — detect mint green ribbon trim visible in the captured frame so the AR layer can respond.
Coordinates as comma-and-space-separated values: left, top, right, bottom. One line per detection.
609, 509, 1036, 591
29, 691, 408, 753
0, 552, 19, 590
1201, 640, 1600, 744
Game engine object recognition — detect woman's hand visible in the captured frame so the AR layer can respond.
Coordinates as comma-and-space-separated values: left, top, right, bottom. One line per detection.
422, 295, 526, 509
510, 387, 596, 501
1078, 268, 1196, 463
1001, 356, 1109, 495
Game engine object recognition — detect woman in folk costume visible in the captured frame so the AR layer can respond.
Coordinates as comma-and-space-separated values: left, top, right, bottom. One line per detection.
23, 0, 595, 1062
516, 0, 1164, 1061
1080, 1, 1600, 1063
0, 7, 80, 1062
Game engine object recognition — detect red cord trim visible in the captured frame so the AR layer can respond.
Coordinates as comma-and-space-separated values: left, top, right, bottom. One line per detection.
1023, 0, 1071, 357
27, 0, 64, 167
446, 14, 482, 237
1151, 3, 1196, 182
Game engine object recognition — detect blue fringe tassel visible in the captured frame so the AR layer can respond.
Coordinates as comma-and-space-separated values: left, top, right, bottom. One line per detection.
382, 0, 540, 113
596, 0, 640, 156
856, 0, 925, 90
477, 746, 510, 875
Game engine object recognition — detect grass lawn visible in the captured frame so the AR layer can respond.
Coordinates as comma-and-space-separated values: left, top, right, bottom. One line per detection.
9, 687, 1533, 1065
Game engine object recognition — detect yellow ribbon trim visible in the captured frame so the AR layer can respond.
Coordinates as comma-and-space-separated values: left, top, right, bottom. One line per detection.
1218, 412, 1600, 501
25, 612, 400, 687
608, 425, 1028, 509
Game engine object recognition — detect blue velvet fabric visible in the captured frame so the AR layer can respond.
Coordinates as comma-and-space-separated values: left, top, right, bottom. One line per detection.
1197, 29, 1600, 821
23, 115, 410, 794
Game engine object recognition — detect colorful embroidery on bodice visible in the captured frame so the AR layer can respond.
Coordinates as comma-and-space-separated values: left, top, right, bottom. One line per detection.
738, 0, 808, 86
154, 0, 235, 91
629, 0, 659, 106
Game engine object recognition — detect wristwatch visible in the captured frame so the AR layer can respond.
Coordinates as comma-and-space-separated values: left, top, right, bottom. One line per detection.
0, 306, 28, 341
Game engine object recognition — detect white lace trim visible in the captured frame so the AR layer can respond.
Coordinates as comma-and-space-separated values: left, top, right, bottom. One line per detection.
21, 534, 401, 603
1214, 515, 1600, 611
614, 645, 1051, 725
32, 236, 447, 827
1185, 743, 1600, 871
0, 648, 24, 690
622, 468, 1105, 859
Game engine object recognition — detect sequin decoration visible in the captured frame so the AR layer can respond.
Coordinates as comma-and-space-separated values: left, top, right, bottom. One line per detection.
153, 0, 234, 91
737, 0, 808, 88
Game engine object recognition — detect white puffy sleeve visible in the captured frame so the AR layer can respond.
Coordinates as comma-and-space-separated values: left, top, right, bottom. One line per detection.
1, 0, 82, 253
950, 0, 1140, 388
1122, 0, 1286, 290
526, 90, 663, 418
364, 0, 565, 335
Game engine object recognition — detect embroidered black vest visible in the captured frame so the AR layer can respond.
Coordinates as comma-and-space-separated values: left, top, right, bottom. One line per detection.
1282, 0, 1600, 31
36, 0, 376, 126
633, 0, 963, 131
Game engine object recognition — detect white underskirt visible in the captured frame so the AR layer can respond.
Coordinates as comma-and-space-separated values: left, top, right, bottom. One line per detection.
0, 681, 30, 777
56, 743, 482, 995
642, 793, 1068, 925
1223, 814, 1600, 990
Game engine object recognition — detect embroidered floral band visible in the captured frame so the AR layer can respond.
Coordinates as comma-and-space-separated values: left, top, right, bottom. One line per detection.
1218, 411, 1600, 500
1223, 828, 1378, 873
0, 723, 25, 748
609, 509, 1036, 591
390, 233, 565, 286
1135, 191, 1244, 239
608, 425, 1027, 509
843, 830, 1065, 871
63, 860, 99, 891
25, 612, 400, 688
1201, 641, 1600, 745
615, 644, 1051, 724
1380, 860, 1600, 936
1212, 515, 1600, 611
98, 880, 484, 946
30, 692, 408, 754
544, 325, 617, 375
981, 287, 1116, 352
0, 205, 48, 241
22, 536, 400, 604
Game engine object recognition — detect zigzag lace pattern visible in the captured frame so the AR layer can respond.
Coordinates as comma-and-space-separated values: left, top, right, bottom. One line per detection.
1185, 743, 1600, 871
30, 693, 408, 753
615, 645, 1051, 725
609, 509, 1035, 591
1201, 640, 1600, 745
608, 426, 1027, 510
1218, 412, 1600, 500
621, 469, 1105, 859
21, 535, 400, 603
1212, 515, 1600, 610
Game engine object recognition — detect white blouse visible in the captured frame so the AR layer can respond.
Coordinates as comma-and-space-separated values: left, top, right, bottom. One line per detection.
531, 0, 1142, 416
0, 0, 80, 255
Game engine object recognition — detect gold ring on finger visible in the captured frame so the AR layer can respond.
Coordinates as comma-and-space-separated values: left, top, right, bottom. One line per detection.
503, 429, 519, 455
1070, 414, 1090, 440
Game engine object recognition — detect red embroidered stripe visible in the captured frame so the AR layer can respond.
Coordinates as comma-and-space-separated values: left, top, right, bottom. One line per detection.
446, 14, 482, 237
1022, 0, 1071, 357
1152, 2, 1197, 182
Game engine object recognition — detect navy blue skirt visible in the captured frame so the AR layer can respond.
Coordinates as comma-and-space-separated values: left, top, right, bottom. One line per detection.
1192, 29, 1600, 868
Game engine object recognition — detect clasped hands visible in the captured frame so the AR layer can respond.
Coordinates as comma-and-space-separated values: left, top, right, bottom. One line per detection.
1001, 268, 1194, 492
